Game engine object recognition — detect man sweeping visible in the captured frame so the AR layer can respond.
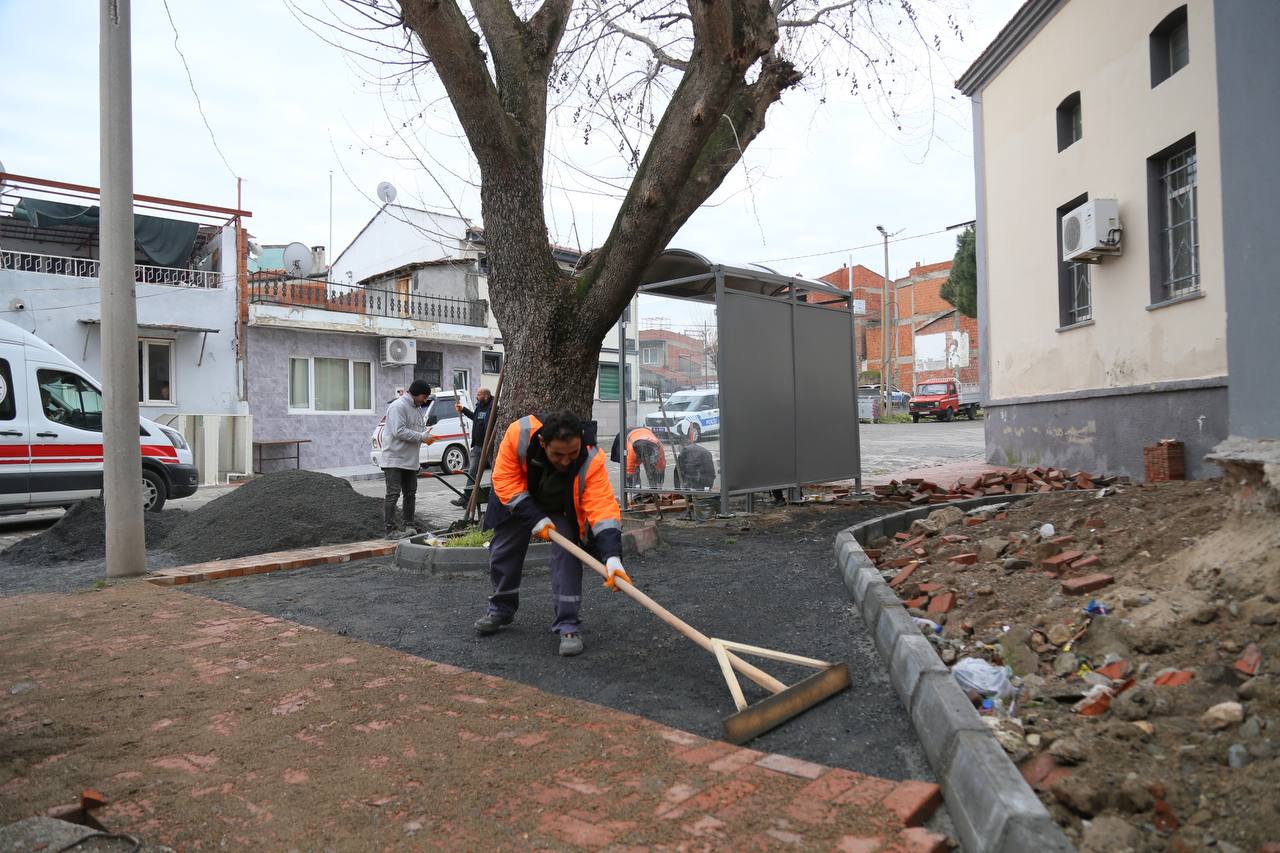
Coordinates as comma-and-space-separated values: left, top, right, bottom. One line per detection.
474, 410, 630, 656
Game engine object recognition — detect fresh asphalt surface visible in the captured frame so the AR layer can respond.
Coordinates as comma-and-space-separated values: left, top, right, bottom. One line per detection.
190, 505, 937, 783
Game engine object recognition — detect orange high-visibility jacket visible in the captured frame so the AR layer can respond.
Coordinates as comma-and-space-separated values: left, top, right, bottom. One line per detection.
491, 415, 623, 553
624, 427, 667, 476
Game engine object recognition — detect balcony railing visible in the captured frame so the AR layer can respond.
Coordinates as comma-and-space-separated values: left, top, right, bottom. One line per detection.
250, 276, 488, 327
0, 248, 221, 288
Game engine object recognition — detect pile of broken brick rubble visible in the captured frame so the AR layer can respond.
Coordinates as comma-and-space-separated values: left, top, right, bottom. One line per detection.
863, 487, 1279, 851
871, 467, 1123, 505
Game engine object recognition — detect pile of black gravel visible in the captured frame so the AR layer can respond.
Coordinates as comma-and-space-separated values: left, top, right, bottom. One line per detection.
160, 470, 385, 563
1, 471, 386, 567
1, 498, 189, 565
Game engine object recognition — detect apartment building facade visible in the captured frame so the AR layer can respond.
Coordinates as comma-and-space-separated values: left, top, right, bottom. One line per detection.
959, 0, 1279, 478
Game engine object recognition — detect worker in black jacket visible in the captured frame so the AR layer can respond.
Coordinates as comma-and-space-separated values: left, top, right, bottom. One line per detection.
452, 388, 494, 507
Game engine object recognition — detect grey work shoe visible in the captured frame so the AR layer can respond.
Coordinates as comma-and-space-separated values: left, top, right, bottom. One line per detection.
473, 613, 514, 636
384, 529, 404, 540
558, 633, 584, 657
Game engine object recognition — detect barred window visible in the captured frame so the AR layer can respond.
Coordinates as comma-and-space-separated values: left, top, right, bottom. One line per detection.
1056, 193, 1092, 328
1158, 145, 1199, 299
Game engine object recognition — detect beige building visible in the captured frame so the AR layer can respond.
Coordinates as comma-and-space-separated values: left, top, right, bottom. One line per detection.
959, 0, 1279, 479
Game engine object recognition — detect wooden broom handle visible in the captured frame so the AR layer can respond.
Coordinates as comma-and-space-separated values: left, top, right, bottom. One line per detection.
546, 529, 786, 694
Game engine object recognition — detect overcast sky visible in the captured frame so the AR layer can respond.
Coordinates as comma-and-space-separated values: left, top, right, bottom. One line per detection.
0, 0, 1021, 331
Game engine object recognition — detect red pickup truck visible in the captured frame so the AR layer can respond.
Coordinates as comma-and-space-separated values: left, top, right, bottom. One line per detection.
909, 379, 980, 423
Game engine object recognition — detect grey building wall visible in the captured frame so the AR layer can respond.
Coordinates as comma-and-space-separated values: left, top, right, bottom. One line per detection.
0, 269, 242, 417
248, 326, 481, 471
1215, 0, 1280, 440
985, 380, 1228, 480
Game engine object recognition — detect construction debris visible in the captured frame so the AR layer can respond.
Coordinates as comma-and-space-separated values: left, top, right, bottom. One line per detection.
871, 467, 1124, 505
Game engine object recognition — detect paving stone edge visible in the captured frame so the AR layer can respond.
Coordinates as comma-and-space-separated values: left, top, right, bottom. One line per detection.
836, 494, 1075, 853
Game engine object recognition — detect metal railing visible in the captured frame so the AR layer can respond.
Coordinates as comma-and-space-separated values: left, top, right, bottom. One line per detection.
250, 276, 488, 327
0, 248, 221, 288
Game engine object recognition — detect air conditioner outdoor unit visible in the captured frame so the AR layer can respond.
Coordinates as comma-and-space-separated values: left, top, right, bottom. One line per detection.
381, 337, 417, 365
1062, 198, 1122, 262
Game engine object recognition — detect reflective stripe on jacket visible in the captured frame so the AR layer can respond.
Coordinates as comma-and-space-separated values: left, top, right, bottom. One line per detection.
491, 414, 623, 553
625, 427, 666, 475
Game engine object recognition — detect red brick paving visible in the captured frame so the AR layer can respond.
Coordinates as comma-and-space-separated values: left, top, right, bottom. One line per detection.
0, 583, 942, 849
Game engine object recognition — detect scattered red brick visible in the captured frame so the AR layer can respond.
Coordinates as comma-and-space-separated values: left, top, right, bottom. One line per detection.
864, 549, 882, 562
911, 547, 928, 558
940, 534, 970, 544
1153, 798, 1181, 832
949, 553, 978, 565
1235, 643, 1263, 677
904, 596, 929, 609
1154, 671, 1196, 687
888, 563, 922, 589
1076, 690, 1113, 716
1042, 550, 1084, 569
894, 532, 912, 541
1085, 517, 1106, 529
1071, 555, 1103, 570
1095, 661, 1132, 680
1061, 573, 1114, 595
926, 592, 956, 614
1049, 534, 1076, 545
918, 583, 943, 593
963, 517, 985, 527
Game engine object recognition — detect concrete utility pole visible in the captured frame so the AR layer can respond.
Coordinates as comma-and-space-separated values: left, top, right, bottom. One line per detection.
875, 225, 902, 418
100, 0, 146, 578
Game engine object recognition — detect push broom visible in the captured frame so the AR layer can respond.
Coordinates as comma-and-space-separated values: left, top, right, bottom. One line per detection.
545, 529, 852, 744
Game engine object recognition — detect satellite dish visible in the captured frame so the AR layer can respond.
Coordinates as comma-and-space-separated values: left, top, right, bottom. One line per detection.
282, 242, 312, 278
376, 181, 397, 204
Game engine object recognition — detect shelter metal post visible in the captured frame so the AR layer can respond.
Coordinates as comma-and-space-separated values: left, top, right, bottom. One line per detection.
715, 267, 730, 517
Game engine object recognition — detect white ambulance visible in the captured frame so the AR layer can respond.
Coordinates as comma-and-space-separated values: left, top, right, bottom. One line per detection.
0, 319, 198, 513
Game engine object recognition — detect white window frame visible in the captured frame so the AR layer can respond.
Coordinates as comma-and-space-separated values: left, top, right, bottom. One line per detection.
641, 346, 660, 366
451, 368, 470, 392
287, 355, 375, 414
139, 337, 176, 406
482, 351, 503, 374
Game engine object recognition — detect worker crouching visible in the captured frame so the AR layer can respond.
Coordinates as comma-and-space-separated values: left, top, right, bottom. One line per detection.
475, 411, 630, 657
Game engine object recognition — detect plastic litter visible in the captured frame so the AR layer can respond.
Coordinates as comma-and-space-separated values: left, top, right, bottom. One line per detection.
1039, 523, 1056, 538
911, 616, 943, 635
951, 656, 1016, 701
1082, 598, 1109, 617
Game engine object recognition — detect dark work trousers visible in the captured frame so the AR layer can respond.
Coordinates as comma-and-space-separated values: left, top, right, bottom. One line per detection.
487, 512, 584, 635
383, 467, 419, 531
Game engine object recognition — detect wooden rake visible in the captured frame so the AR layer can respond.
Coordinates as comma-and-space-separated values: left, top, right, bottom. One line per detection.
546, 529, 851, 744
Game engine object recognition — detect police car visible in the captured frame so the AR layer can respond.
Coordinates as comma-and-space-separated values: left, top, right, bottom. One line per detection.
0, 319, 198, 513
644, 386, 719, 444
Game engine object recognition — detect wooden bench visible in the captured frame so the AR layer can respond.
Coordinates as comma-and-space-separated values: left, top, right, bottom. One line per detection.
253, 438, 312, 474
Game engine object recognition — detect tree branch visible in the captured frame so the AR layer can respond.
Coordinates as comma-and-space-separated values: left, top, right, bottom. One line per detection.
400, 0, 519, 170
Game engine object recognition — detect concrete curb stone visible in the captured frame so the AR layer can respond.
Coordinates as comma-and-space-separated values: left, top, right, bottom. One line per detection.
835, 494, 1075, 853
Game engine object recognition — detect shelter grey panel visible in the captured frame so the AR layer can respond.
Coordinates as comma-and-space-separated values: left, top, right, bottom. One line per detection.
794, 303, 858, 483
720, 291, 796, 491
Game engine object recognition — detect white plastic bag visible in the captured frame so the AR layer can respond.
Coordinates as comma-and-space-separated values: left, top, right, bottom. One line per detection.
952, 657, 1016, 701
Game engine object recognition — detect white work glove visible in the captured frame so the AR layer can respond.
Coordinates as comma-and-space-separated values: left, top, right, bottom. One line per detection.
604, 556, 632, 591
532, 518, 555, 541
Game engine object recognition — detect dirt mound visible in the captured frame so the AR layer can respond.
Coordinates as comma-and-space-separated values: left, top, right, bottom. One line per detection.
161, 470, 384, 563
869, 480, 1280, 850
1, 498, 188, 565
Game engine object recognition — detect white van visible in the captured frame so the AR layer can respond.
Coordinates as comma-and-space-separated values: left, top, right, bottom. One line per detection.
643, 386, 720, 443
0, 319, 198, 513
370, 388, 474, 474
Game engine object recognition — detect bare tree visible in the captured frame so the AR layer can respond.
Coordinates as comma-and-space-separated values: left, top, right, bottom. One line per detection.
304, 0, 963, 423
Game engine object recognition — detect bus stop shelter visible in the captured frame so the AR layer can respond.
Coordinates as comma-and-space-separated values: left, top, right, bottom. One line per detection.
630, 249, 862, 513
